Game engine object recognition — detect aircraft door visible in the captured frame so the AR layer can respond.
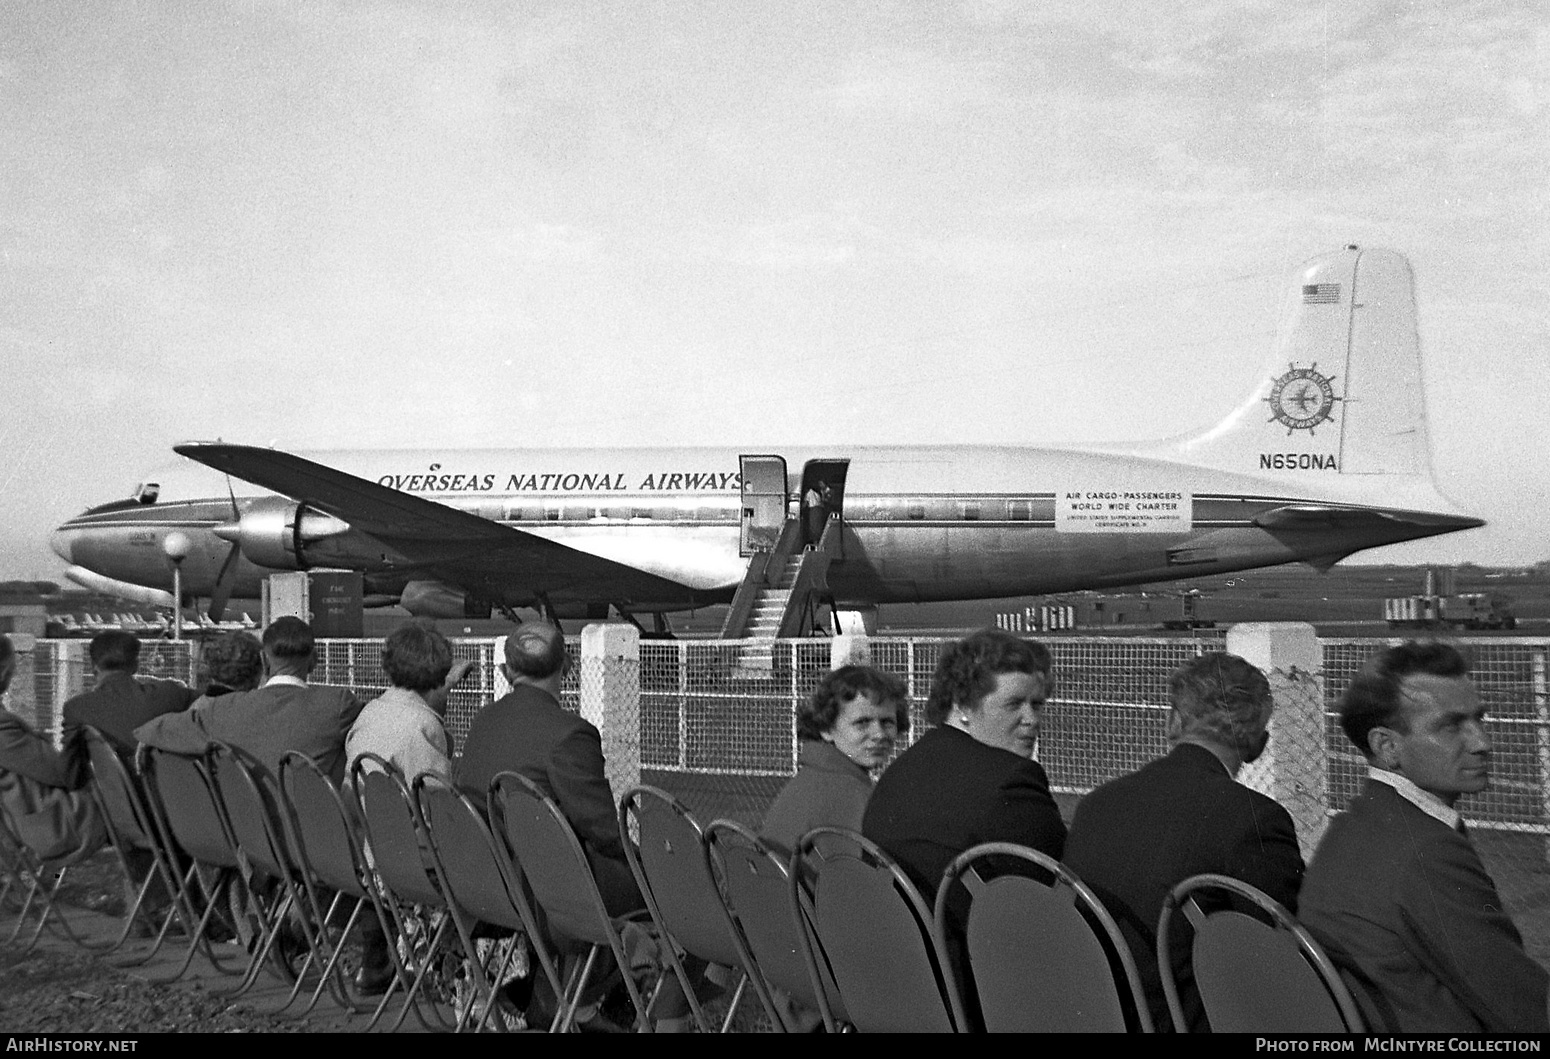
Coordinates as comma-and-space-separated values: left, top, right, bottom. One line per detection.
739, 455, 789, 556
800, 459, 850, 549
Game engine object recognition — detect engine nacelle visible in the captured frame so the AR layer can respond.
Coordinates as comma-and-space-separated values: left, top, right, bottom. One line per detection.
217, 497, 351, 571
399, 580, 494, 620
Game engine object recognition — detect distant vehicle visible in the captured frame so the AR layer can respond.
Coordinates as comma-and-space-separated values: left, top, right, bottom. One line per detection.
1158, 590, 1218, 631
1383, 593, 1516, 631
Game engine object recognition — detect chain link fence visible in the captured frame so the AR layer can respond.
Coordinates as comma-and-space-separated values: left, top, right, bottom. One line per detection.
15, 631, 1550, 962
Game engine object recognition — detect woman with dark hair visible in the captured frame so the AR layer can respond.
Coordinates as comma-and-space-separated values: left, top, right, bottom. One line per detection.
345, 619, 470, 784
862, 628, 1066, 897
760, 664, 909, 854
192, 631, 263, 705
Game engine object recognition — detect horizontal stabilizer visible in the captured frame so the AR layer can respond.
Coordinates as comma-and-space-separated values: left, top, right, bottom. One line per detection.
1253, 504, 1483, 533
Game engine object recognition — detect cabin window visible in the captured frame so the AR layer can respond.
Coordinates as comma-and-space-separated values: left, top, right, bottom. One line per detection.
907, 503, 925, 521
962, 502, 981, 521
1008, 500, 1031, 520
633, 507, 653, 520
545, 505, 561, 522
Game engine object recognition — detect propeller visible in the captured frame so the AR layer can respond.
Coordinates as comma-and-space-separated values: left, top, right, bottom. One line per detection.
206, 473, 243, 623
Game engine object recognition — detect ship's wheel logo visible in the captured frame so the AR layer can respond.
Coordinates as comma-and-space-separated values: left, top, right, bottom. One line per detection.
1265, 362, 1341, 435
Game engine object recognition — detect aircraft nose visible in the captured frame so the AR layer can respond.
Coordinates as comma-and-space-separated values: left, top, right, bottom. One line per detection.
49, 527, 74, 564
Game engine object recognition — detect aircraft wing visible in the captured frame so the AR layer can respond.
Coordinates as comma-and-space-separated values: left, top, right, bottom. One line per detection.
173, 443, 702, 608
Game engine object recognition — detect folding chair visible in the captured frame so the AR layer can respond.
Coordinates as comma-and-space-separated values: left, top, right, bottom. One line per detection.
80, 726, 194, 958
935, 842, 1153, 1032
1157, 872, 1364, 1033
792, 826, 961, 1033
135, 745, 253, 983
277, 751, 398, 1020
0, 783, 100, 951
702, 818, 844, 1032
489, 770, 658, 1033
415, 775, 564, 1032
619, 785, 761, 1032
205, 743, 319, 1004
350, 753, 461, 1033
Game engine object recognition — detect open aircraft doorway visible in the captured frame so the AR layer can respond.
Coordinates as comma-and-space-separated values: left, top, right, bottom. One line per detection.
739, 454, 788, 556
800, 459, 850, 553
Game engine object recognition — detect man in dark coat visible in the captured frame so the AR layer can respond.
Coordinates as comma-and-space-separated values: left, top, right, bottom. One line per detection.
0, 634, 104, 864
1299, 641, 1549, 1032
62, 630, 196, 779
1063, 651, 1304, 1031
456, 621, 639, 914
134, 617, 362, 781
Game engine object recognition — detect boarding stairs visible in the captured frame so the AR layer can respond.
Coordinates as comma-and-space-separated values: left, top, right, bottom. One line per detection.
723, 517, 838, 676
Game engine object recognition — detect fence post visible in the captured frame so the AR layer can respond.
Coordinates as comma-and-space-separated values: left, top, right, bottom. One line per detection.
1227, 622, 1328, 861
1533, 645, 1549, 865
830, 634, 871, 669
7, 635, 41, 733
580, 623, 641, 801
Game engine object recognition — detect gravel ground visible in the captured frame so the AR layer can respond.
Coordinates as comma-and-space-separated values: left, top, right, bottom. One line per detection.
0, 852, 320, 1034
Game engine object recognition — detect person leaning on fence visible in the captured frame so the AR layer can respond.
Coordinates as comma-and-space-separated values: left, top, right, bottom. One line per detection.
862, 628, 1066, 898
1298, 640, 1550, 1032
1063, 650, 1305, 1032
0, 633, 106, 865
760, 664, 909, 856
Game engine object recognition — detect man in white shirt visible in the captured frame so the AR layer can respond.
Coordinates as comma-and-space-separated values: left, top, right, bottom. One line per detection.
135, 617, 363, 782
1300, 640, 1549, 1032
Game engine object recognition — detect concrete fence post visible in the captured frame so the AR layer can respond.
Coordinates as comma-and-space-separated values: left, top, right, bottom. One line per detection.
6, 635, 40, 732
580, 623, 641, 802
1227, 622, 1328, 861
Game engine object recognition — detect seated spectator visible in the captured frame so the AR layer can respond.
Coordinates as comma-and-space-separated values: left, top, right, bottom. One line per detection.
1063, 651, 1304, 1031
761, 664, 908, 854
0, 634, 104, 864
345, 619, 471, 996
1299, 641, 1550, 1032
62, 630, 196, 778
455, 622, 704, 1031
346, 620, 470, 785
134, 617, 362, 781
457, 622, 638, 912
862, 629, 1066, 898
190, 631, 264, 707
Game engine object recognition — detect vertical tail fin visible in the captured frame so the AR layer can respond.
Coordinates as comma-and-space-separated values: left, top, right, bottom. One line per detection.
1173, 246, 1434, 482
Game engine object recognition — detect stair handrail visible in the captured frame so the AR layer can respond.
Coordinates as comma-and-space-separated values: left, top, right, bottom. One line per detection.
720, 518, 805, 637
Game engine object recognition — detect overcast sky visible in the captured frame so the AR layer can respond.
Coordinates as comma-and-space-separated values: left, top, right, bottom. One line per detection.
2, 1, 1546, 583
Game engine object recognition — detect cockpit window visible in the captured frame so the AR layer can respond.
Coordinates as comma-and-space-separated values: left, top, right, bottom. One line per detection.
133, 482, 160, 505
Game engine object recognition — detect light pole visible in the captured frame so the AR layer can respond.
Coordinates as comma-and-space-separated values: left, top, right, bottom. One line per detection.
162, 531, 192, 641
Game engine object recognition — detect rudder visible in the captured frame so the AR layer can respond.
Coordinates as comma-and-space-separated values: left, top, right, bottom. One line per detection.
1173, 246, 1433, 481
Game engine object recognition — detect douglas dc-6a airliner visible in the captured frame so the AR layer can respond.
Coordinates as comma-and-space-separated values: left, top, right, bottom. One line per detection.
51, 246, 1481, 634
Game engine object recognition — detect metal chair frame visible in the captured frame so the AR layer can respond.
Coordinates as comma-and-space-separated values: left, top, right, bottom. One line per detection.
277, 750, 400, 1022
80, 727, 198, 960
1157, 872, 1364, 1033
701, 817, 837, 1032
414, 774, 565, 1032
489, 770, 659, 1033
620, 785, 757, 1033
205, 743, 326, 1006
132, 745, 254, 983
791, 826, 961, 1033
350, 753, 461, 1033
935, 841, 1153, 1032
